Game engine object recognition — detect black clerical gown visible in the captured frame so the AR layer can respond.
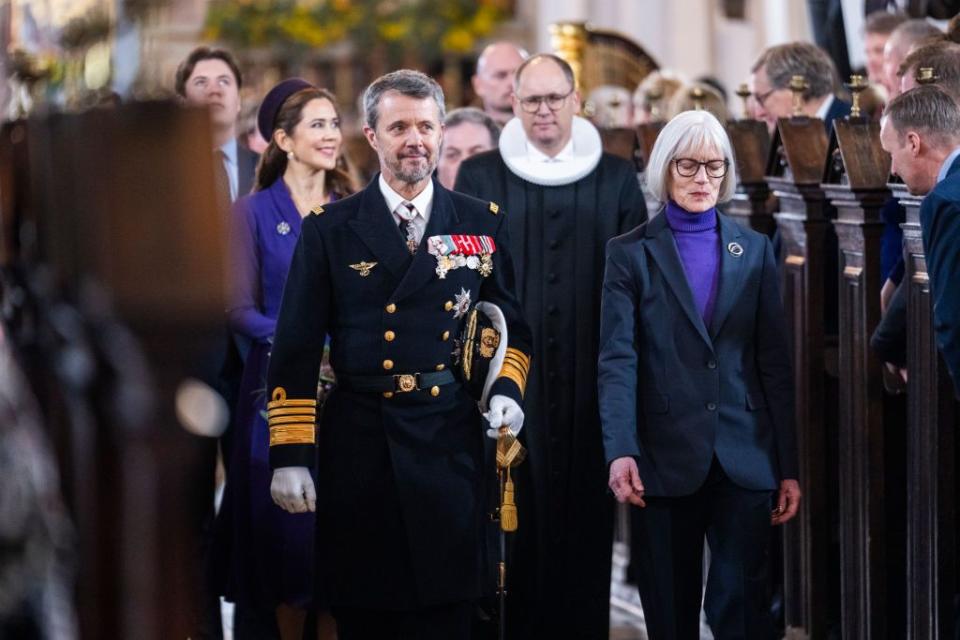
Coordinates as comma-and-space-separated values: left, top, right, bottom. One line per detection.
455, 150, 646, 638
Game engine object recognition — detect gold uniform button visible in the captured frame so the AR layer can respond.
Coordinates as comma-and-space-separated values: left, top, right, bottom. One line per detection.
435, 364, 446, 371
444, 300, 454, 311
386, 303, 397, 313
383, 359, 394, 370
383, 391, 394, 399
384, 330, 396, 341
430, 386, 440, 397
441, 331, 450, 341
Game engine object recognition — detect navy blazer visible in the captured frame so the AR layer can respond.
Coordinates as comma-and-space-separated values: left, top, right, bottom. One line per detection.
920, 153, 960, 395
598, 211, 798, 496
237, 144, 258, 199
823, 96, 852, 136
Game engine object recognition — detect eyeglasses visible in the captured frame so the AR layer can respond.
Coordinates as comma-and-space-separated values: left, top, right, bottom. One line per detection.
753, 87, 778, 108
516, 88, 574, 113
674, 158, 729, 178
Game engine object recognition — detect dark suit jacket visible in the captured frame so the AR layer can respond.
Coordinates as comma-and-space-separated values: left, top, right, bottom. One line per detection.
823, 96, 852, 136
267, 177, 532, 608
237, 144, 258, 199
870, 278, 907, 368
920, 154, 960, 395
598, 212, 798, 496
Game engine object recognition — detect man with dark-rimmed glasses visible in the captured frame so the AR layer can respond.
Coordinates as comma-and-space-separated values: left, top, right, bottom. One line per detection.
748, 41, 851, 135
455, 53, 646, 638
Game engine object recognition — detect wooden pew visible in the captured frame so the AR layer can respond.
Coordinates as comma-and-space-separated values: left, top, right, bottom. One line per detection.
766, 112, 836, 639
599, 126, 640, 171
821, 115, 892, 639
894, 181, 958, 640
6, 101, 229, 638
725, 119, 776, 235
636, 121, 664, 214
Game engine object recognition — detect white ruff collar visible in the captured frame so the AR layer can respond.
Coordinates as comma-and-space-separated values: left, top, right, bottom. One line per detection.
498, 116, 603, 186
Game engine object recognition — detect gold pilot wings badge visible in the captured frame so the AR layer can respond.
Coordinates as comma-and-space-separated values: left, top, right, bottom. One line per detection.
349, 261, 378, 277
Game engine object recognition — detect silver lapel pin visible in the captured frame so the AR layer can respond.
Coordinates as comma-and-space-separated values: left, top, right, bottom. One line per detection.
727, 241, 744, 257
277, 221, 291, 236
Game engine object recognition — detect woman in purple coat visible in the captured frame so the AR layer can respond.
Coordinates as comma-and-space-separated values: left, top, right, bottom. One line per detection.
221, 78, 356, 639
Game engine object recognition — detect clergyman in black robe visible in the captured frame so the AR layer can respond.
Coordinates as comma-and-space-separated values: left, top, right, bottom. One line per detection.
455, 53, 647, 638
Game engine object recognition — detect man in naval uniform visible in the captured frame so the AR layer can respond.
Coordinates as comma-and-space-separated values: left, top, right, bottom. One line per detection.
264, 69, 533, 639
455, 53, 647, 638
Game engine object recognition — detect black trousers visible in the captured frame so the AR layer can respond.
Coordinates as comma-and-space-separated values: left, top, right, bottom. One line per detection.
333, 602, 473, 640
631, 457, 775, 640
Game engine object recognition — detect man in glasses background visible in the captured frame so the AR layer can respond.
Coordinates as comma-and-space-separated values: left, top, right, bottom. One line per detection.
455, 53, 646, 639
748, 41, 851, 135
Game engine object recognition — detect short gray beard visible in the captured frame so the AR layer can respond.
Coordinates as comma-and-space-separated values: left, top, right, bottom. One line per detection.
390, 156, 434, 184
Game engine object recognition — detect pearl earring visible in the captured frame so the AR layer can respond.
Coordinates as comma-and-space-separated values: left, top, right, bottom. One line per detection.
287, 151, 295, 161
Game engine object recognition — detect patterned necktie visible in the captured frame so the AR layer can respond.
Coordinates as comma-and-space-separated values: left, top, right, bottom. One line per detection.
213, 149, 232, 213
397, 202, 418, 254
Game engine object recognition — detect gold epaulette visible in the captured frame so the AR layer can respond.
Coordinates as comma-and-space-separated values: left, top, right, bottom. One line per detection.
266, 387, 317, 446
489, 202, 499, 215
499, 347, 530, 397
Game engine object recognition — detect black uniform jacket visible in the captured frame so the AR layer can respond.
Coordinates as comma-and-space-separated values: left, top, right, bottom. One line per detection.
598, 212, 799, 496
265, 176, 532, 609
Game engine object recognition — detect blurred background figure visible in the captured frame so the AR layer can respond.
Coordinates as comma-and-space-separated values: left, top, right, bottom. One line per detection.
633, 70, 685, 125
240, 102, 269, 155
437, 106, 499, 189
585, 84, 633, 128
897, 39, 960, 97
667, 81, 730, 123
472, 41, 529, 127
882, 19, 943, 99
749, 41, 850, 134
864, 11, 909, 93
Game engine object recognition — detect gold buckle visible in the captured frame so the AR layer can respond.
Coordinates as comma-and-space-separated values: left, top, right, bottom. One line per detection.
394, 374, 419, 393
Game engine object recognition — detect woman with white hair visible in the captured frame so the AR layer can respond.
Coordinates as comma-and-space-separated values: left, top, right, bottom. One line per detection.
597, 110, 801, 639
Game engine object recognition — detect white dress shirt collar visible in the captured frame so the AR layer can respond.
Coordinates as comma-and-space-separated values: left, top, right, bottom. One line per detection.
526, 137, 575, 163
815, 94, 835, 121
937, 146, 960, 184
379, 174, 434, 220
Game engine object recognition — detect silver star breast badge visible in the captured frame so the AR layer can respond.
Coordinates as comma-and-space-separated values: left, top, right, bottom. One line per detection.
453, 287, 471, 318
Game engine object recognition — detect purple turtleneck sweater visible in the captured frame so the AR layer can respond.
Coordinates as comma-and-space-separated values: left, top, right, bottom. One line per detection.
665, 200, 720, 327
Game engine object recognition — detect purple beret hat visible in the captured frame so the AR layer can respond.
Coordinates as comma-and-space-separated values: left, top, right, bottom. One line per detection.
257, 77, 314, 141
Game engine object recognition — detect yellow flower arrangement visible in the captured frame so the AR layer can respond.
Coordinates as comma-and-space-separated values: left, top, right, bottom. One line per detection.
205, 0, 508, 63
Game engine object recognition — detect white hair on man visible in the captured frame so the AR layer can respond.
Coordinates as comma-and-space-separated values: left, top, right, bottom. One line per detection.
644, 109, 738, 207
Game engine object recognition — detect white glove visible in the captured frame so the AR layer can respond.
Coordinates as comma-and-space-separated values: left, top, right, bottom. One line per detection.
484, 394, 524, 439
270, 466, 316, 514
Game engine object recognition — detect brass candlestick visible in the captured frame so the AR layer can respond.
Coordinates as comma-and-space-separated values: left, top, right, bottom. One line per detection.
789, 75, 808, 117
736, 83, 751, 119
916, 66, 939, 85
691, 86, 705, 111
846, 74, 868, 118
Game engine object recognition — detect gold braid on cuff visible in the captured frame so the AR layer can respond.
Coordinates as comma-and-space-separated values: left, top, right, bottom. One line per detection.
267, 387, 317, 446
499, 348, 530, 397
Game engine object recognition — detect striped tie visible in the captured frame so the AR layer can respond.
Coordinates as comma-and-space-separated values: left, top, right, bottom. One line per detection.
398, 202, 418, 254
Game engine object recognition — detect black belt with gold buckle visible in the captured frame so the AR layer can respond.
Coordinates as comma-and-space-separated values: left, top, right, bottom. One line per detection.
338, 370, 455, 393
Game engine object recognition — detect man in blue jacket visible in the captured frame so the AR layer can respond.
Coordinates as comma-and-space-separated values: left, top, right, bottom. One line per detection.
880, 84, 960, 395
